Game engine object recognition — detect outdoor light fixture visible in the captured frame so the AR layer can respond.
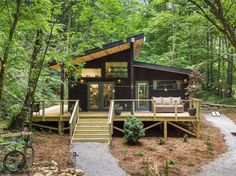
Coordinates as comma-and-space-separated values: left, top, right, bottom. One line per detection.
80, 79, 85, 84
117, 79, 122, 84
184, 79, 187, 83
164, 88, 167, 92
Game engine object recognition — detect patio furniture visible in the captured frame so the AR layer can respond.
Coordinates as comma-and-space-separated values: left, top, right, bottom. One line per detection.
152, 97, 184, 115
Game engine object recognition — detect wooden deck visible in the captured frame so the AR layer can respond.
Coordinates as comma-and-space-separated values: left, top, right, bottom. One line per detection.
31, 98, 201, 142
32, 110, 197, 122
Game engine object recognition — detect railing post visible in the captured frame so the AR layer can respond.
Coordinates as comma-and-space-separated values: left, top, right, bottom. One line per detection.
132, 101, 135, 115
175, 101, 177, 121
42, 101, 45, 121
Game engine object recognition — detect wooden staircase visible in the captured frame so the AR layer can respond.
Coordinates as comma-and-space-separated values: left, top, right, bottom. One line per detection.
71, 116, 110, 143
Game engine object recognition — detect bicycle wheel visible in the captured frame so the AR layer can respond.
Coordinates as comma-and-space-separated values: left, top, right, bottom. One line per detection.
3, 150, 26, 173
24, 146, 34, 168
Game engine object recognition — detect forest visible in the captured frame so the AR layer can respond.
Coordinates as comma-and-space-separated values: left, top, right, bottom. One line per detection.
0, 0, 235, 128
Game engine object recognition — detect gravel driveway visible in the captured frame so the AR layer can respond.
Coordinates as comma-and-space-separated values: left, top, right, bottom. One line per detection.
71, 142, 127, 176
196, 113, 236, 176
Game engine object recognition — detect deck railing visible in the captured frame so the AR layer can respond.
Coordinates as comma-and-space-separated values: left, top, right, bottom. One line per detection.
110, 98, 201, 121
69, 100, 80, 138
108, 100, 114, 144
34, 99, 78, 121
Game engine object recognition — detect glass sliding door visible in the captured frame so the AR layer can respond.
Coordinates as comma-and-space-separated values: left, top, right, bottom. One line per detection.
88, 82, 114, 110
136, 81, 149, 111
88, 84, 99, 110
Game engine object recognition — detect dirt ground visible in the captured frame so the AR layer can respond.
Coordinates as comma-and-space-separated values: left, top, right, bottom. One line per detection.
110, 117, 227, 176
32, 132, 73, 168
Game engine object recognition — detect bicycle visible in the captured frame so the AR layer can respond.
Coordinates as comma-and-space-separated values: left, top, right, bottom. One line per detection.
0, 132, 34, 173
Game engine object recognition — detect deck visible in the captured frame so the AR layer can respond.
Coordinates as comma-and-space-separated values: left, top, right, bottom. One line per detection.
31, 98, 201, 142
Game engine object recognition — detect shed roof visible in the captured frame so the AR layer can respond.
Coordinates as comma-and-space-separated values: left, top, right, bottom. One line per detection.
49, 34, 144, 69
134, 61, 192, 75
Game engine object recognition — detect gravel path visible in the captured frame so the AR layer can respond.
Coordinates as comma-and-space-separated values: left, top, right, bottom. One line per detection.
71, 142, 127, 176
196, 113, 236, 176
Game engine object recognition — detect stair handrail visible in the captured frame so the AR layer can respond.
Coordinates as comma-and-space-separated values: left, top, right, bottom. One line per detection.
69, 100, 80, 137
108, 100, 114, 144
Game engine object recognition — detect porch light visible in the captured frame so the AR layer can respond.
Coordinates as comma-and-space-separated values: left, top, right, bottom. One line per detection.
80, 79, 85, 84
117, 79, 122, 84
112, 89, 115, 93
164, 88, 167, 92
184, 79, 187, 83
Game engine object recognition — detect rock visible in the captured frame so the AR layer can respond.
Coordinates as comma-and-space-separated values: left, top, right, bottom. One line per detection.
45, 171, 53, 176
51, 160, 58, 166
58, 172, 66, 176
75, 169, 85, 176
34, 173, 44, 176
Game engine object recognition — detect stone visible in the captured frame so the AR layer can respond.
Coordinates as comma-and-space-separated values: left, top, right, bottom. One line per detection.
75, 169, 85, 176
34, 173, 44, 176
45, 171, 53, 176
52, 160, 58, 166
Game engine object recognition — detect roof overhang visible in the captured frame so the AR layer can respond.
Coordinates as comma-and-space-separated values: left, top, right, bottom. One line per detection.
134, 61, 192, 76
49, 34, 144, 70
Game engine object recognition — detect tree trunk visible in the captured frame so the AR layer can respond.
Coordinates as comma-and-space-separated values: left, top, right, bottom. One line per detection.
0, 0, 21, 105
10, 29, 43, 129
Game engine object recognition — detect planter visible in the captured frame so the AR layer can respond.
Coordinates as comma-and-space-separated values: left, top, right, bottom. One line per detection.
188, 108, 196, 116
114, 109, 122, 116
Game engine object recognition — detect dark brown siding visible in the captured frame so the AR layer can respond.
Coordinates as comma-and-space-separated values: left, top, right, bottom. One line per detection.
69, 49, 132, 111
134, 67, 189, 99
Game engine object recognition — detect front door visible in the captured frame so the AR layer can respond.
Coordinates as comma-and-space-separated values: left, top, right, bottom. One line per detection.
88, 83, 114, 111
136, 81, 149, 111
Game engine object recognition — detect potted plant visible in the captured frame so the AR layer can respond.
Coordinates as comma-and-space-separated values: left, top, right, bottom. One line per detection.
188, 107, 196, 116
114, 104, 123, 115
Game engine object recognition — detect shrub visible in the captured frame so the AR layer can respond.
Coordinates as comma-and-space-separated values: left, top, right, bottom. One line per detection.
124, 115, 145, 144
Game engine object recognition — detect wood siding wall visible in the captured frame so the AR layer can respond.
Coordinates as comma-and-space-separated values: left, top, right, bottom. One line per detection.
68, 49, 189, 111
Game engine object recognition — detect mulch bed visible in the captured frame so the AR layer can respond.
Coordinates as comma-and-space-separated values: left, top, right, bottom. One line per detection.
111, 117, 227, 176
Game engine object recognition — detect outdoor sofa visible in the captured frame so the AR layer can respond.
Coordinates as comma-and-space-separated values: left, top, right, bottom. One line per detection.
151, 97, 184, 114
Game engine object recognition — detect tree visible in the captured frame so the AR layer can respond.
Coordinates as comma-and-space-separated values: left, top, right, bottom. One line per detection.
188, 0, 236, 49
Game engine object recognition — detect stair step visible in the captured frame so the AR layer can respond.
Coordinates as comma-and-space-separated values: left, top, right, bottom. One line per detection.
76, 126, 109, 130
73, 134, 109, 138
71, 138, 109, 143
79, 116, 107, 119
77, 122, 108, 126
75, 130, 109, 134
79, 119, 108, 122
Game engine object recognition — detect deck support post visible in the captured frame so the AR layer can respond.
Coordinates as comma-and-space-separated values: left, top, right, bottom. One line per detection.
164, 121, 167, 139
58, 120, 63, 135
196, 121, 200, 138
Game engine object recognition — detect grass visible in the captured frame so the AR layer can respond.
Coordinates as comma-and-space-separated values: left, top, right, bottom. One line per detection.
200, 91, 236, 105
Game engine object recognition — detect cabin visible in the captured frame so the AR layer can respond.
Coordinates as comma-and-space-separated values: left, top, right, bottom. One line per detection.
50, 34, 191, 111
33, 34, 201, 143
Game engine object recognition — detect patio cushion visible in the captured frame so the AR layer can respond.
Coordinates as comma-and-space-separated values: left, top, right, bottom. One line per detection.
172, 97, 181, 105
162, 97, 171, 105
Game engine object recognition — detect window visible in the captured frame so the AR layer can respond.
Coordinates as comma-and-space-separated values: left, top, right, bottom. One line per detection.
81, 68, 101, 78
153, 80, 181, 90
105, 62, 128, 78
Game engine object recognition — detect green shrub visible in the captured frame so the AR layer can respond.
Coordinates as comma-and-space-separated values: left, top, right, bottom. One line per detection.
124, 115, 145, 144
159, 138, 165, 145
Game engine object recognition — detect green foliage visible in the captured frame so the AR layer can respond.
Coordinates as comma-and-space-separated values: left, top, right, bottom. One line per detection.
134, 149, 144, 157
205, 130, 213, 154
159, 138, 165, 145
201, 92, 236, 105
183, 133, 189, 142
163, 159, 169, 176
168, 158, 177, 166
124, 115, 145, 144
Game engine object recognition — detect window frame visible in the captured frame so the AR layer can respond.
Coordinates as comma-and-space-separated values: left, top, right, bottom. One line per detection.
105, 62, 128, 78
153, 80, 182, 90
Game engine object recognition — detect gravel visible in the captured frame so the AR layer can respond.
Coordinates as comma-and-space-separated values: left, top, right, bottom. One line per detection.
71, 142, 127, 176
196, 113, 236, 176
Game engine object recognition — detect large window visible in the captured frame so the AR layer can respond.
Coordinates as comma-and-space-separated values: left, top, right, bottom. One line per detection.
81, 68, 101, 78
105, 62, 128, 78
153, 80, 181, 90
